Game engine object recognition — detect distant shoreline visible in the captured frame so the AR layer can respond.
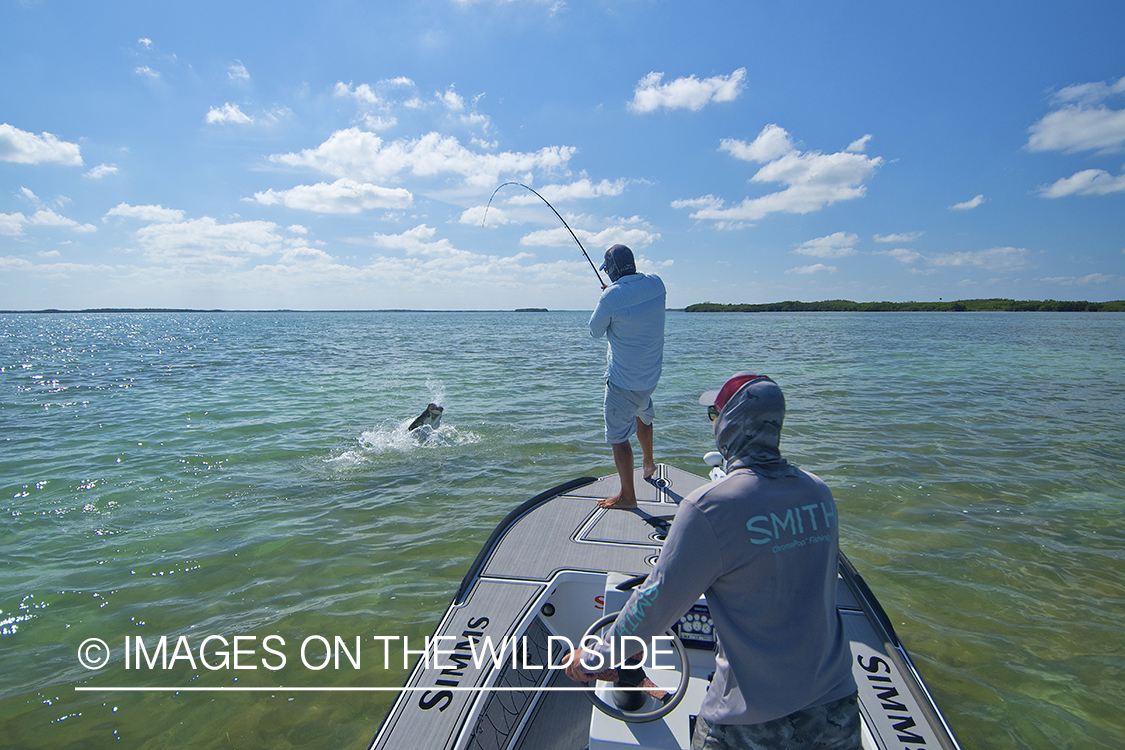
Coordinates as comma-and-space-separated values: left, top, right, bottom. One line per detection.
685, 298, 1125, 313
3, 298, 1124, 314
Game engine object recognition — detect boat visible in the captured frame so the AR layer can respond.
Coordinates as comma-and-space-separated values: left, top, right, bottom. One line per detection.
368, 462, 962, 750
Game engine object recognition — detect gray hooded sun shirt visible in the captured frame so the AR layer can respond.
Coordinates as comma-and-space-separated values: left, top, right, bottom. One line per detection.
589, 377, 856, 725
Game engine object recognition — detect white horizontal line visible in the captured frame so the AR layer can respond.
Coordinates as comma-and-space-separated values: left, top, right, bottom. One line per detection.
75, 686, 659, 692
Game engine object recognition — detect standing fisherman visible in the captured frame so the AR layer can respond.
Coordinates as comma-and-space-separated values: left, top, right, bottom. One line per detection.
588, 244, 666, 509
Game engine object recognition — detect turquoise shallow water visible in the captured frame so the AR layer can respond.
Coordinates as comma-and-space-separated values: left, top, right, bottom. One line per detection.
1, 310, 1123, 749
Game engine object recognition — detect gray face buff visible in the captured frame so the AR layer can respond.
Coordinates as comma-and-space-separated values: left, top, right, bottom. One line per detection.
713, 376, 797, 479
600, 244, 636, 283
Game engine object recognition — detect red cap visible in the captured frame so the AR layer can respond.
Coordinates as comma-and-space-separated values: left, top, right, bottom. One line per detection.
698, 371, 764, 413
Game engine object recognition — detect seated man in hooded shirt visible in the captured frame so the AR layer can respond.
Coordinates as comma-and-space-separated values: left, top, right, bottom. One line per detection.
588, 244, 666, 509
566, 372, 860, 750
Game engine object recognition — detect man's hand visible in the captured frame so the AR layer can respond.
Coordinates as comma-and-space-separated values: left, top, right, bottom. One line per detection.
564, 648, 620, 683
564, 648, 594, 682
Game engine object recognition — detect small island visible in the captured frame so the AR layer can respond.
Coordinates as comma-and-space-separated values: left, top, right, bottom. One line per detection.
515, 307, 549, 312
685, 298, 1125, 313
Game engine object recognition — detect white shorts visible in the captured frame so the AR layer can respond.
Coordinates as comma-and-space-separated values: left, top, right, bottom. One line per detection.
603, 381, 656, 444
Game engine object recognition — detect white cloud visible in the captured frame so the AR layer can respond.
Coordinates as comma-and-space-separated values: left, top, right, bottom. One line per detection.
105, 203, 185, 223
462, 204, 509, 226
928, 246, 1029, 271
506, 178, 626, 204
793, 231, 858, 258
629, 68, 746, 113
0, 124, 83, 166
134, 66, 160, 81
949, 194, 985, 210
0, 212, 26, 236
228, 61, 250, 82
134, 217, 289, 267
205, 103, 254, 125
269, 128, 576, 188
251, 178, 413, 213
336, 81, 381, 105
720, 124, 795, 163
364, 115, 398, 131
27, 209, 96, 232
846, 135, 873, 153
518, 217, 660, 250
1, 208, 95, 235
85, 164, 118, 179
437, 87, 464, 112
1039, 168, 1125, 197
679, 125, 882, 223
785, 263, 836, 275
874, 248, 923, 264
138, 38, 153, 49
1040, 273, 1118, 286
874, 231, 923, 243
1028, 77, 1125, 153
287, 224, 309, 234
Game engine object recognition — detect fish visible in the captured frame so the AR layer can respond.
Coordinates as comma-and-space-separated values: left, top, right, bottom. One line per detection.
408, 403, 443, 432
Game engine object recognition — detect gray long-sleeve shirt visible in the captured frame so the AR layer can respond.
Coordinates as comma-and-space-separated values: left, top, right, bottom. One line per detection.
591, 467, 857, 725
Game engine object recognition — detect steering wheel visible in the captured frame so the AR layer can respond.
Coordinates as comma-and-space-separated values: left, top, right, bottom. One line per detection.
578, 611, 690, 723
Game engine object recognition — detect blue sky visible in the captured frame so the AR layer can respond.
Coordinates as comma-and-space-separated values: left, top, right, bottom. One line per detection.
2, 0, 1123, 310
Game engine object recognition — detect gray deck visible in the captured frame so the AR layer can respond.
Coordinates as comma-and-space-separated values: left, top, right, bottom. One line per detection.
369, 463, 961, 750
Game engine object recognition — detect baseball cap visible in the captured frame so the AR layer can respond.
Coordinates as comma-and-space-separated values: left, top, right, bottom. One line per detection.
698, 371, 766, 413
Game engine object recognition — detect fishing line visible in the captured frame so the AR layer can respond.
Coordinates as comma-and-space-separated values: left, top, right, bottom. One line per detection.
482, 181, 605, 286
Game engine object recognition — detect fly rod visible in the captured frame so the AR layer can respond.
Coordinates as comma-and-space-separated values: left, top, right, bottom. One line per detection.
482, 181, 605, 287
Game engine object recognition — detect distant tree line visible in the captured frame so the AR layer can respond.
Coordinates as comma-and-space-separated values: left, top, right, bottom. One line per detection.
684, 299, 1125, 313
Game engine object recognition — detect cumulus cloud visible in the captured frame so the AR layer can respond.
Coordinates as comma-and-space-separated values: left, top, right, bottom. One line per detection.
269, 128, 575, 188
629, 68, 746, 113
874, 231, 923, 243
105, 203, 185, 223
949, 194, 985, 210
135, 66, 160, 81
518, 216, 660, 250
793, 231, 858, 258
0, 213, 27, 236
250, 178, 413, 213
505, 178, 626, 204
846, 135, 873, 153
1027, 77, 1125, 153
85, 164, 118, 179
785, 263, 836, 275
928, 246, 1029, 271
228, 61, 250, 82
134, 217, 290, 267
1039, 168, 1125, 197
675, 125, 882, 224
205, 103, 254, 125
0, 124, 83, 166
336, 81, 381, 105
462, 204, 510, 226
874, 247, 923, 264
1, 208, 96, 235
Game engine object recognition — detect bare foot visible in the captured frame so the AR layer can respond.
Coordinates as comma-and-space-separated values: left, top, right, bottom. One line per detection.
642, 461, 657, 480
597, 493, 638, 510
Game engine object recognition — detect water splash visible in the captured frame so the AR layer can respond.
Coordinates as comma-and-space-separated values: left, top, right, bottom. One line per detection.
327, 414, 481, 466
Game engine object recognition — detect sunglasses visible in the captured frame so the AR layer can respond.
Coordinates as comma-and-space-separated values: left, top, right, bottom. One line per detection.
708, 405, 721, 422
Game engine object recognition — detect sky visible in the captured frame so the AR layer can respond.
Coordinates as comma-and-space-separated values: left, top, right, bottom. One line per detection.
2, 0, 1124, 311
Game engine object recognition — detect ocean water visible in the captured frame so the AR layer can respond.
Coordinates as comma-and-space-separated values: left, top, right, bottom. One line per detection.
1, 310, 1122, 749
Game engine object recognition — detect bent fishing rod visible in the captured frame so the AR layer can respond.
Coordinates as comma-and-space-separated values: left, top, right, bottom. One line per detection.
482, 181, 605, 287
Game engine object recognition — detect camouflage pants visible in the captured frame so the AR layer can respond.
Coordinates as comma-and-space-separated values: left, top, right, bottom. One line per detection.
691, 693, 861, 750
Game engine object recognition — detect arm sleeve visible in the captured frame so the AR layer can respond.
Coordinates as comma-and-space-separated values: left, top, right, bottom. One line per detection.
589, 501, 723, 667
589, 296, 611, 339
